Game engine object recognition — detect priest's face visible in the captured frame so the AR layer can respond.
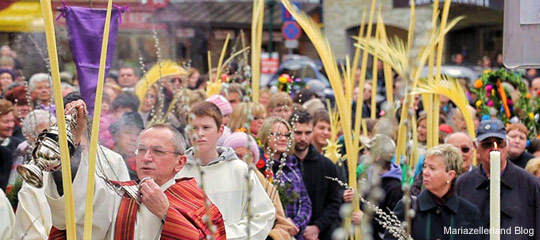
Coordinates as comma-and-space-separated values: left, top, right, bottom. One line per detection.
135, 127, 186, 186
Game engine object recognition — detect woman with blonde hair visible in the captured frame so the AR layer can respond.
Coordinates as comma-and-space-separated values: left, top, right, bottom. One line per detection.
267, 92, 293, 120
525, 157, 540, 178
228, 102, 266, 136
258, 117, 311, 239
385, 144, 481, 240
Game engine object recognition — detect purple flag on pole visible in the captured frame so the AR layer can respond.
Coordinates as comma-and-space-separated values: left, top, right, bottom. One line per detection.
62, 5, 124, 114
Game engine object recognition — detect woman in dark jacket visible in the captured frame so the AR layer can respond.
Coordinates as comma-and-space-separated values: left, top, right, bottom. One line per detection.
385, 144, 482, 240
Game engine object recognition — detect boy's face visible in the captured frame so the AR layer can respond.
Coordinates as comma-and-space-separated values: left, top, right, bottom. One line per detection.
312, 120, 331, 147
190, 115, 224, 153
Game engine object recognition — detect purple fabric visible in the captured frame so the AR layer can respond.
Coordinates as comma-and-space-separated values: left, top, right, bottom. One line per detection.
63, 6, 124, 114
272, 155, 312, 239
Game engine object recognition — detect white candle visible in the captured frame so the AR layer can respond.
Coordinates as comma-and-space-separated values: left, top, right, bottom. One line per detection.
490, 149, 501, 240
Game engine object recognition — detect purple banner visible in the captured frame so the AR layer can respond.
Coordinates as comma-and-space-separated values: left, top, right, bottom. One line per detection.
63, 6, 124, 114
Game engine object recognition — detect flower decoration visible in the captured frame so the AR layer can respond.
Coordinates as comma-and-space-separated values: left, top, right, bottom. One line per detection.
276, 73, 292, 93
471, 68, 539, 138
473, 79, 483, 89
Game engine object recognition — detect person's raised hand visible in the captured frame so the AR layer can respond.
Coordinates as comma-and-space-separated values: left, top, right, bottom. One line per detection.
139, 178, 169, 219
64, 99, 87, 145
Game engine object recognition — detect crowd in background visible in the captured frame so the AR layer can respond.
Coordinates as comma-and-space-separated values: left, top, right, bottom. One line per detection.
0, 42, 539, 240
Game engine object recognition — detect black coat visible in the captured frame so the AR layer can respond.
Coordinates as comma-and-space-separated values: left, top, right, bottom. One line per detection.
0, 146, 13, 191
385, 189, 482, 240
510, 151, 535, 169
0, 137, 23, 191
296, 145, 342, 240
371, 175, 403, 240
456, 161, 540, 240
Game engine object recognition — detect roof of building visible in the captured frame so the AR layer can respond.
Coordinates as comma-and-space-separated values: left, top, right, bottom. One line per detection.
150, 1, 319, 28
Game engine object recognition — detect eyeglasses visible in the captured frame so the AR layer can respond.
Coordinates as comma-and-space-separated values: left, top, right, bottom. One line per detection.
460, 146, 471, 153
135, 146, 181, 157
270, 132, 291, 139
479, 140, 506, 149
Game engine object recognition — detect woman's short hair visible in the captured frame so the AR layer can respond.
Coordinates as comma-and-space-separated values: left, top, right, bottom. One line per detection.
28, 73, 51, 92
22, 110, 56, 139
506, 123, 528, 137
112, 91, 140, 111
267, 92, 293, 111
0, 99, 13, 116
228, 102, 266, 132
525, 157, 540, 176
425, 144, 463, 175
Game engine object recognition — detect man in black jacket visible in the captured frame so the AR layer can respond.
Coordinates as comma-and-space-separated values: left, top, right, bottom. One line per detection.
291, 110, 342, 240
456, 119, 540, 240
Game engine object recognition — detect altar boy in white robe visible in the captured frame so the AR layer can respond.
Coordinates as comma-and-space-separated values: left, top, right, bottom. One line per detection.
177, 101, 276, 240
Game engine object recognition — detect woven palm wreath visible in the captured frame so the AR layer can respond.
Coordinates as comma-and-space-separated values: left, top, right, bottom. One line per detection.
471, 69, 540, 138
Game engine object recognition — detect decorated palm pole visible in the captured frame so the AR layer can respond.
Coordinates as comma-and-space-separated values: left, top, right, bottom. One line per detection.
39, 0, 77, 238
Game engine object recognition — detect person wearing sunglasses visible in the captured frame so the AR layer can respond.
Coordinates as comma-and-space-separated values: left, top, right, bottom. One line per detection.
456, 119, 540, 239
445, 132, 475, 174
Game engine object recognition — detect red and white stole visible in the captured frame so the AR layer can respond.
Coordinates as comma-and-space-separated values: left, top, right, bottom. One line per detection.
49, 178, 226, 240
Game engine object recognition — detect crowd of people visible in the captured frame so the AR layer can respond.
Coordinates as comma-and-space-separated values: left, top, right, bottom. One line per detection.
0, 42, 539, 240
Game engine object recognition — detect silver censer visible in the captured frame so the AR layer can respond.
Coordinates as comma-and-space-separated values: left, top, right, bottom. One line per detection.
17, 113, 78, 188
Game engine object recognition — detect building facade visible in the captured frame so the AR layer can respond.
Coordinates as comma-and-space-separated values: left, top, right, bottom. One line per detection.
323, 0, 504, 66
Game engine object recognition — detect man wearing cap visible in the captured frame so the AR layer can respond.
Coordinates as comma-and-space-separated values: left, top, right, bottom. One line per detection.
456, 119, 540, 240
